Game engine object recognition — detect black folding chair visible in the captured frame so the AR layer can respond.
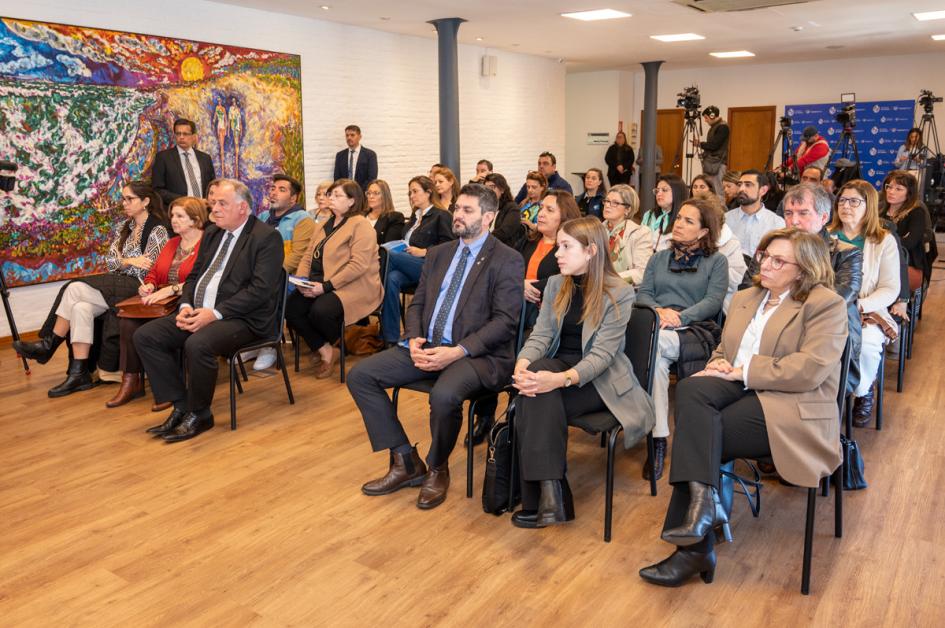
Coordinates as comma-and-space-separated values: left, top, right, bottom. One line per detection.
565, 304, 660, 542
227, 271, 295, 430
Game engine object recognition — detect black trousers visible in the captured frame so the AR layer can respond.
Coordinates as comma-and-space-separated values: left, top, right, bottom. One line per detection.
515, 357, 607, 508
346, 345, 495, 468
134, 314, 258, 414
663, 376, 771, 551
285, 290, 344, 352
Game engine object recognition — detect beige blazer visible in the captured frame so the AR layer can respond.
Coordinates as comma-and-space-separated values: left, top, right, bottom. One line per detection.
296, 214, 383, 325
713, 285, 847, 487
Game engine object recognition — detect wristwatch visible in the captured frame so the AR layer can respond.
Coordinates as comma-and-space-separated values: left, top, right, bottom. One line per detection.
563, 375, 573, 388
172, 284, 181, 295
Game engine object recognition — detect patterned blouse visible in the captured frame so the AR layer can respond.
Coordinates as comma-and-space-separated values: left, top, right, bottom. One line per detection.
105, 219, 169, 280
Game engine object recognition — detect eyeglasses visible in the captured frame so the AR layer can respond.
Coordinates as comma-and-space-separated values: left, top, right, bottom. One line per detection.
603, 199, 629, 208
755, 250, 799, 271
652, 187, 671, 195
836, 197, 864, 208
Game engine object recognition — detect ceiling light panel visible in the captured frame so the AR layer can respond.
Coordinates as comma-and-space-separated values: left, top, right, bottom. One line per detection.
561, 9, 632, 21
913, 11, 945, 21
710, 50, 755, 58
650, 33, 705, 42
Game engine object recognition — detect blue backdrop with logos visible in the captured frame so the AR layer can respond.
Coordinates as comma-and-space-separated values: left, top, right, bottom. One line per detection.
785, 100, 915, 187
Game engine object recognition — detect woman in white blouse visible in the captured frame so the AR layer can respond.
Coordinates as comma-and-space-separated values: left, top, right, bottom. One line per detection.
828, 180, 900, 426
602, 184, 653, 286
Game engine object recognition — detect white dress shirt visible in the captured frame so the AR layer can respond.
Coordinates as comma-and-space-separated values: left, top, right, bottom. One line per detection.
182, 219, 248, 318
725, 206, 785, 257
177, 146, 203, 196
732, 290, 789, 387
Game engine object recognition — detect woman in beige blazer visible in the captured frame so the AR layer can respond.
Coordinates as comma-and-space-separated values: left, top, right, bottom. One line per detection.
640, 227, 847, 588
286, 179, 383, 379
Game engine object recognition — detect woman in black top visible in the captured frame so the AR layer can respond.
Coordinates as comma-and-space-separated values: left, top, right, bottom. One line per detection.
484, 172, 526, 250
605, 131, 635, 187
880, 170, 933, 289
365, 179, 405, 244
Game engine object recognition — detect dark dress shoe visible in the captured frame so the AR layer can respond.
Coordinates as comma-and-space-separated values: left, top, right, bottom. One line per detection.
536, 478, 575, 526
362, 447, 428, 495
464, 415, 495, 447
151, 401, 173, 413
643, 437, 667, 481
852, 389, 874, 428
162, 412, 214, 443
661, 481, 727, 546
48, 358, 95, 398
511, 509, 540, 529
105, 373, 144, 408
145, 407, 188, 436
13, 334, 65, 365
639, 547, 717, 587
417, 464, 450, 510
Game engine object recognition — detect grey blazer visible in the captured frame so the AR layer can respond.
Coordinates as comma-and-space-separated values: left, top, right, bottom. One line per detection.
517, 274, 656, 448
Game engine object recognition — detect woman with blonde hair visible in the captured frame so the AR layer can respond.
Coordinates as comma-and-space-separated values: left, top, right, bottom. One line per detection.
511, 216, 655, 528
602, 183, 653, 286
311, 180, 334, 224
364, 179, 405, 244
431, 166, 460, 212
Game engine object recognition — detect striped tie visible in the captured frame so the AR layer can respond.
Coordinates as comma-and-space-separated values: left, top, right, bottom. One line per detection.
193, 233, 233, 309
348, 149, 355, 179
183, 151, 200, 196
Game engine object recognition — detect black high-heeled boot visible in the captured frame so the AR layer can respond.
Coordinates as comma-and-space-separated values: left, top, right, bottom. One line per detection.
13, 334, 65, 365
535, 478, 575, 526
48, 358, 94, 398
661, 481, 728, 546
639, 547, 717, 587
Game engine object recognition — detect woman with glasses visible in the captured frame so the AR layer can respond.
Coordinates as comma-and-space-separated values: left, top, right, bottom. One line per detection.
15, 181, 169, 397
634, 197, 728, 480
879, 170, 932, 292
602, 184, 653, 286
641, 174, 689, 251
829, 180, 900, 426
576, 168, 606, 220
519, 170, 548, 227
640, 227, 846, 588
365, 179, 405, 244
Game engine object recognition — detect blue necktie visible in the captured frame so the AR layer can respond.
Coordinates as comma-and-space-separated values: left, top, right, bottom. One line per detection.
430, 247, 471, 346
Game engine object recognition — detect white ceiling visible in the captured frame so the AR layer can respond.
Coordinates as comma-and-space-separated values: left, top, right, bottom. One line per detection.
211, 0, 945, 72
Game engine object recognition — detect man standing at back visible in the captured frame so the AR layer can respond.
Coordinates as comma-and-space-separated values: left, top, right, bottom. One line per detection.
695, 105, 729, 198
514, 151, 572, 203
333, 125, 378, 190
152, 118, 217, 206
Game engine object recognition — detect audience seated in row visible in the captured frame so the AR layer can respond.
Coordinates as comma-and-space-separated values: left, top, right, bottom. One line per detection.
601, 184, 653, 286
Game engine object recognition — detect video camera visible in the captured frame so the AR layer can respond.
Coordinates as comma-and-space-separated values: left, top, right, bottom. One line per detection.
779, 115, 792, 131
676, 86, 701, 119
919, 89, 942, 114
836, 103, 856, 129
0, 159, 16, 192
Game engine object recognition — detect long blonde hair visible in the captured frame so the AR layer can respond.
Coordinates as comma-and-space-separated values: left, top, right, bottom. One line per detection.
552, 217, 622, 329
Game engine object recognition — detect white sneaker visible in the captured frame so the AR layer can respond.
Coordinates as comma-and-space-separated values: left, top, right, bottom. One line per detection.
239, 349, 259, 362
253, 347, 278, 371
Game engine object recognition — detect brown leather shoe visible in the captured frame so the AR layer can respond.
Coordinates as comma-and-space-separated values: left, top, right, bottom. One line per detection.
417, 464, 450, 510
105, 373, 144, 408
315, 347, 340, 379
151, 401, 173, 413
361, 447, 428, 496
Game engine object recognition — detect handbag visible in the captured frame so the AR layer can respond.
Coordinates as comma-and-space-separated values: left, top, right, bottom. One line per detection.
841, 434, 867, 490
482, 401, 521, 515
701, 153, 724, 175
115, 293, 179, 319
343, 321, 385, 355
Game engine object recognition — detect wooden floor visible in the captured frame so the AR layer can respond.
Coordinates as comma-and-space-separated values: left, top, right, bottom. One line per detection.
2, 272, 944, 626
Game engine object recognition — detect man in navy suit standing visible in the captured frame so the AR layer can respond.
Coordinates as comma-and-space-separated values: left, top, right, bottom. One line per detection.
333, 125, 378, 190
151, 118, 217, 206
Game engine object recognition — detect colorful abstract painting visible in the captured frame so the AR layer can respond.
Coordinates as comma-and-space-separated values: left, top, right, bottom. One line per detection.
0, 17, 304, 287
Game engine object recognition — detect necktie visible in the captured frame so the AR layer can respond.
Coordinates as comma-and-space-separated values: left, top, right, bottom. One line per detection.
348, 149, 355, 179
183, 151, 200, 196
193, 233, 233, 309
430, 247, 471, 346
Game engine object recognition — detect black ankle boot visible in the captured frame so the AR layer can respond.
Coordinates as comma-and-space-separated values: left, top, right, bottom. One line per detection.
852, 389, 874, 428
535, 478, 575, 526
48, 358, 94, 398
661, 481, 727, 546
643, 437, 667, 481
13, 334, 65, 365
639, 547, 717, 587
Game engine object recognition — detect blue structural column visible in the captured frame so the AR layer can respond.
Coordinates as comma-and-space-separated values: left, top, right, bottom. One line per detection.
428, 17, 466, 180
640, 61, 664, 212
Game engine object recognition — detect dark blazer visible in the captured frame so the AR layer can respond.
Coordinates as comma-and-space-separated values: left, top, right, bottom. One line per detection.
405, 236, 525, 390
333, 146, 378, 189
373, 212, 406, 244
151, 146, 216, 206
181, 215, 285, 338
520, 238, 559, 295
492, 200, 526, 250
404, 207, 455, 250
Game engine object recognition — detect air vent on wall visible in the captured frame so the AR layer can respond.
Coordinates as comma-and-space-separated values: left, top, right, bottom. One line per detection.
672, 0, 814, 12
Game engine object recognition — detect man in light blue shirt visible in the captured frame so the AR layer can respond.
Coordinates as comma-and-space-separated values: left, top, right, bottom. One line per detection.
725, 169, 785, 259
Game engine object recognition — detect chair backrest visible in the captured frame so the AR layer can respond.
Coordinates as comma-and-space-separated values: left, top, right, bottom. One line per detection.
271, 269, 290, 342
515, 297, 528, 354
378, 246, 390, 287
837, 334, 853, 413
627, 304, 660, 395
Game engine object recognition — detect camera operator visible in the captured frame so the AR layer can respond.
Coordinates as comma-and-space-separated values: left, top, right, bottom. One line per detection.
692, 106, 729, 200
784, 125, 831, 175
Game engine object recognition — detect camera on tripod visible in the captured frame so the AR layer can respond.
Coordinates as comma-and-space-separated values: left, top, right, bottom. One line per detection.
836, 103, 856, 128
919, 89, 942, 114
0, 159, 16, 192
779, 115, 792, 131
676, 86, 701, 119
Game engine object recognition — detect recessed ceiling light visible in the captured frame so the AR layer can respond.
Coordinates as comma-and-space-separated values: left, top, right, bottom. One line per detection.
914, 10, 945, 21
476, 37, 483, 41
710, 50, 755, 58
320, 5, 330, 9
933, 34, 945, 40
650, 33, 704, 42
561, 9, 632, 21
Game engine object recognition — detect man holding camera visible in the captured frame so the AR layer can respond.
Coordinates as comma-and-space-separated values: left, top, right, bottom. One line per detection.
693, 105, 729, 199
784, 125, 831, 175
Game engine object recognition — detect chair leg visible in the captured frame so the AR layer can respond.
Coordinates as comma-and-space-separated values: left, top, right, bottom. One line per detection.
801, 487, 817, 595
234, 366, 244, 394
604, 428, 619, 542
508, 405, 518, 513
646, 432, 657, 496
466, 399, 477, 499
875, 356, 884, 430
844, 393, 853, 440
277, 345, 294, 405
897, 324, 906, 393
833, 465, 843, 538
292, 330, 300, 373
339, 322, 346, 384
229, 358, 238, 430
237, 353, 249, 382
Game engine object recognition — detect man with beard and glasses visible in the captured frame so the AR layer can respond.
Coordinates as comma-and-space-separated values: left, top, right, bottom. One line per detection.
725, 169, 784, 261
347, 183, 525, 510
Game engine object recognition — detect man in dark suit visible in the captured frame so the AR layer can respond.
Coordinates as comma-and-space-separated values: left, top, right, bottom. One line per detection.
333, 125, 378, 189
135, 179, 284, 442
347, 183, 525, 509
151, 118, 217, 206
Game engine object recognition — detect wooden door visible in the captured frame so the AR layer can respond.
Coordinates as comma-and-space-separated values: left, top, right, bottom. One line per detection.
641, 109, 684, 177
728, 106, 776, 173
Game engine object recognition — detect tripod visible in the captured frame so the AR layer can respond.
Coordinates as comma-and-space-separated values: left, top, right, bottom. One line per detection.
828, 125, 860, 184
766, 125, 797, 182
672, 110, 702, 184
1, 270, 30, 374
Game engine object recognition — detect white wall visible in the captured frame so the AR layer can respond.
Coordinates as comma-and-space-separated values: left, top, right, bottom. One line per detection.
0, 0, 566, 336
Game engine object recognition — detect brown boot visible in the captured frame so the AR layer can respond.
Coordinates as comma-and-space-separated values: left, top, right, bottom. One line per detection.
417, 464, 450, 510
361, 447, 427, 495
105, 373, 144, 408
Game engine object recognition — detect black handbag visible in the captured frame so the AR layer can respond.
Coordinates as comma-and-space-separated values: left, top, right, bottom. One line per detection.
841, 435, 867, 490
482, 403, 521, 515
